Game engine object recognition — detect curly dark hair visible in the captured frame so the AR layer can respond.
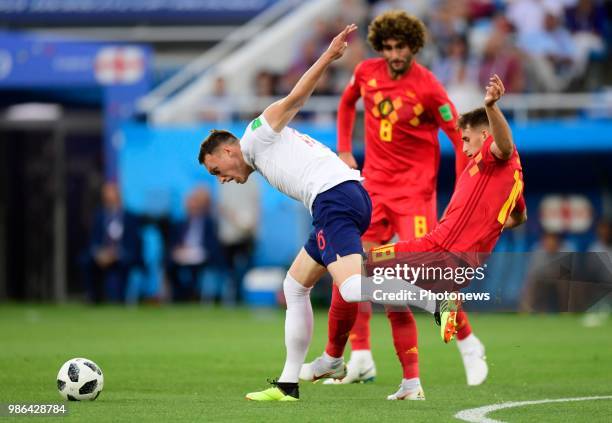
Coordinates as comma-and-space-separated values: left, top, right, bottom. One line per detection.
367, 10, 426, 53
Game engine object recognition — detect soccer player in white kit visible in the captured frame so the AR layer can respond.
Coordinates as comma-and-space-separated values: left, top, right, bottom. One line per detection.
198, 25, 372, 401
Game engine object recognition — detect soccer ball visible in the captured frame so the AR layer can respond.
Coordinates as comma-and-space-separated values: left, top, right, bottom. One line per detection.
56, 358, 104, 401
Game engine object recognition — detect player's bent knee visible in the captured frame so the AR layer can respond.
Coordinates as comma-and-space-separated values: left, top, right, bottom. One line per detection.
338, 274, 362, 303
327, 253, 363, 284
288, 248, 326, 288
284, 273, 311, 295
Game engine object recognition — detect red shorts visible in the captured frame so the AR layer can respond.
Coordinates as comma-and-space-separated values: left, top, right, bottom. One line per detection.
362, 191, 438, 244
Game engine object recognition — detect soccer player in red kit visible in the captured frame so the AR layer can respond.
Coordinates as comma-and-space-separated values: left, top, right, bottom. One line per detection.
370, 73, 527, 343
300, 11, 487, 400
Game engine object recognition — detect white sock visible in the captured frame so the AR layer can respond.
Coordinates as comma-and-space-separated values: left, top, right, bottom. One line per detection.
349, 349, 373, 363
322, 351, 343, 366
339, 274, 436, 313
457, 333, 481, 354
401, 377, 421, 390
278, 274, 313, 383
339, 274, 362, 302
361, 275, 437, 314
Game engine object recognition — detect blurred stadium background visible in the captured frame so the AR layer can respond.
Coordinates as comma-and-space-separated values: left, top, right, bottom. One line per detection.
0, 0, 610, 311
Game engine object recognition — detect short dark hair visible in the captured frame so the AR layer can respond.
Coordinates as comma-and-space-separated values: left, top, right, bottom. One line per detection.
367, 10, 426, 54
198, 129, 238, 164
458, 107, 489, 130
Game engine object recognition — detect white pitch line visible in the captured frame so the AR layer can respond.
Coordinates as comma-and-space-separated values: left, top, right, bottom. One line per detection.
455, 395, 612, 423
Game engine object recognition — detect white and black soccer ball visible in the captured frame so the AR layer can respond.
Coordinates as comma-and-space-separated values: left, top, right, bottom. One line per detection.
57, 358, 104, 401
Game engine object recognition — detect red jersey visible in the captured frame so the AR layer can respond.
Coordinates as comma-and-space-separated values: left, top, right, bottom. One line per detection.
337, 58, 469, 210
429, 135, 525, 253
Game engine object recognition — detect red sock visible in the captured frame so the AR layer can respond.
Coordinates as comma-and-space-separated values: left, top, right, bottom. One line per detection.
325, 284, 359, 358
387, 308, 419, 379
349, 302, 372, 350
456, 310, 473, 340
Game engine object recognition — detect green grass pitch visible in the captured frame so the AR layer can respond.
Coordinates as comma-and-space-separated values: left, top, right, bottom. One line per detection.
1, 305, 611, 422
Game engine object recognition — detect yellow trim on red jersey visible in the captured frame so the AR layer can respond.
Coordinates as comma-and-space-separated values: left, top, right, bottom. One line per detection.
413, 103, 424, 116
389, 111, 398, 124
372, 244, 395, 263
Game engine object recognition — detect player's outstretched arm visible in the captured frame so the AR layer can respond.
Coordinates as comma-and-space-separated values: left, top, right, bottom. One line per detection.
337, 64, 363, 169
263, 24, 357, 133
484, 74, 514, 160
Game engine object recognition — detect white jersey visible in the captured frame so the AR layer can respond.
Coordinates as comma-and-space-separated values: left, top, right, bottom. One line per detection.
240, 114, 362, 213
